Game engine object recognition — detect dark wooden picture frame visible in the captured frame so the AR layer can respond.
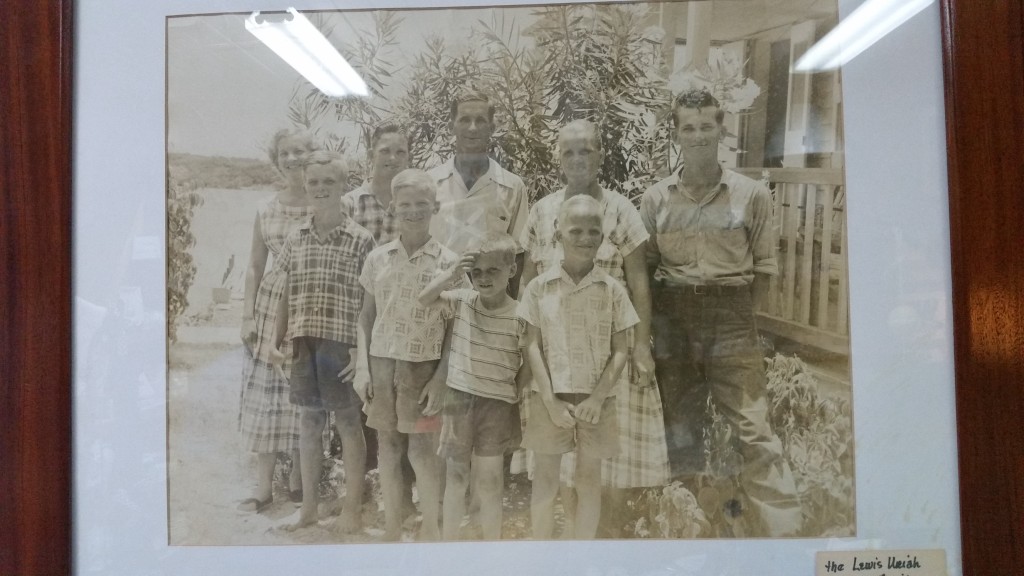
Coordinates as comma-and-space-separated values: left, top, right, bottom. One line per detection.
1, 0, 1020, 573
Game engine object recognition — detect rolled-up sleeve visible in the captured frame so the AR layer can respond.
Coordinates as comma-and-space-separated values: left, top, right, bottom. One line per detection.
749, 184, 778, 276
639, 188, 662, 268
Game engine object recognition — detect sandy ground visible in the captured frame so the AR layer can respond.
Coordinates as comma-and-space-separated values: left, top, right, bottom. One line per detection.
168, 189, 538, 545
167, 309, 535, 545
167, 188, 855, 545
168, 186, 379, 545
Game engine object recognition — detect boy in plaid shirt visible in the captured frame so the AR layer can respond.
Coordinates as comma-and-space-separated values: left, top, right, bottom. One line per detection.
270, 150, 375, 533
355, 168, 461, 541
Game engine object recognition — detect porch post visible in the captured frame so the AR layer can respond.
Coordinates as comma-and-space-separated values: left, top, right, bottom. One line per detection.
682, 1, 713, 69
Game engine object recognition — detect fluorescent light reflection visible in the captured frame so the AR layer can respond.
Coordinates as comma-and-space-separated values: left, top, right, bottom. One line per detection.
794, 0, 934, 72
246, 8, 369, 97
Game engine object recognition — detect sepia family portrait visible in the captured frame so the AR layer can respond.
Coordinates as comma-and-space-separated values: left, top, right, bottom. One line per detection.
166, 0, 854, 545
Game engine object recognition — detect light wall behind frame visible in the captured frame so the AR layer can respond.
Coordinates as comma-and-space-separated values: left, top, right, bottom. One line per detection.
795, 0, 935, 71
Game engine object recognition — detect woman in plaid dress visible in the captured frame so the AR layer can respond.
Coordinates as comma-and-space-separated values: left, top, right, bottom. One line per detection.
517, 120, 669, 536
236, 129, 318, 512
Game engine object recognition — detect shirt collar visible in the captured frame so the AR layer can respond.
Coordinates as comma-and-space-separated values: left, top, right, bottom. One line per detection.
384, 236, 442, 260
348, 183, 389, 208
348, 184, 372, 198
554, 263, 606, 290
439, 157, 505, 192
301, 215, 356, 243
671, 167, 728, 203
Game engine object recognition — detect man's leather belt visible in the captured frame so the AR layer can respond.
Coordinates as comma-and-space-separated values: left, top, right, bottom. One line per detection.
654, 281, 748, 296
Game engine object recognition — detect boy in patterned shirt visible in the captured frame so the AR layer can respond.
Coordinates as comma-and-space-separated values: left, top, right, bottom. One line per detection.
418, 233, 524, 541
519, 194, 639, 539
269, 150, 376, 533
355, 168, 461, 541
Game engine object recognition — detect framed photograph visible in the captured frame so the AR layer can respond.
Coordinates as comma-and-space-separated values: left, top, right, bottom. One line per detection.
3, 0, 1022, 574
165, 0, 858, 546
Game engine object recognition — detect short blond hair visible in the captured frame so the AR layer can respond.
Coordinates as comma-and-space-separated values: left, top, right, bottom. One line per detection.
477, 232, 518, 265
391, 168, 437, 201
302, 150, 350, 180
557, 194, 603, 230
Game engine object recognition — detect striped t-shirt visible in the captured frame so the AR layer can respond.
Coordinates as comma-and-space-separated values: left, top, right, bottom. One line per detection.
438, 289, 524, 403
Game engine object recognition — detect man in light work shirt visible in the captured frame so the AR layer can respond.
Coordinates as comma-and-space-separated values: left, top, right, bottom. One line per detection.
640, 88, 802, 537
428, 89, 528, 289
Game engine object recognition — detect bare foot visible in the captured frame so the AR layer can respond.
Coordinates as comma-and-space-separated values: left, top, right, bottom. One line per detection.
559, 523, 575, 540
318, 499, 344, 520
335, 508, 363, 534
417, 520, 440, 542
278, 509, 318, 532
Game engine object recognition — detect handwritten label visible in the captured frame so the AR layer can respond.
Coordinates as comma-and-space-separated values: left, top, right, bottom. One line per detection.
816, 549, 946, 576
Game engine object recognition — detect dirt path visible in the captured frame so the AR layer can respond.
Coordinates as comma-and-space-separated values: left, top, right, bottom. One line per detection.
167, 321, 537, 545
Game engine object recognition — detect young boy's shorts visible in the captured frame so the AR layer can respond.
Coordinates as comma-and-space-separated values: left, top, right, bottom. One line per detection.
438, 387, 521, 461
365, 355, 441, 434
521, 391, 619, 459
289, 336, 361, 417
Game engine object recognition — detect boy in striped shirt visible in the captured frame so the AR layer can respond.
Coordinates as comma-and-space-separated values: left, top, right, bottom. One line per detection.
418, 233, 524, 540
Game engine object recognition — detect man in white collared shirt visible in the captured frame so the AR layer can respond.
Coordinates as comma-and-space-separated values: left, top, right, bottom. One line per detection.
428, 90, 529, 290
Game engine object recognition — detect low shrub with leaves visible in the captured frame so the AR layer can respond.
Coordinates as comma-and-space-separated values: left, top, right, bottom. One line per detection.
619, 352, 854, 538
765, 353, 854, 536
167, 177, 203, 342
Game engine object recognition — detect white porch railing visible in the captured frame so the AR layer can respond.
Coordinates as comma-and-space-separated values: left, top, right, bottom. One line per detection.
736, 167, 849, 355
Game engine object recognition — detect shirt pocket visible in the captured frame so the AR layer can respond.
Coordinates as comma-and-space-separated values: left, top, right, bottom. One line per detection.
333, 256, 360, 287
709, 226, 748, 266
657, 229, 697, 267
538, 292, 562, 323
333, 257, 362, 306
485, 200, 513, 235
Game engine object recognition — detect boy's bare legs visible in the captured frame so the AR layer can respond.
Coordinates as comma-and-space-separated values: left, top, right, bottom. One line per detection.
532, 453, 561, 539
442, 457, 470, 540
334, 411, 366, 533
378, 430, 405, 541
473, 454, 505, 540
558, 485, 577, 539
574, 450, 602, 539
407, 433, 441, 541
285, 407, 326, 530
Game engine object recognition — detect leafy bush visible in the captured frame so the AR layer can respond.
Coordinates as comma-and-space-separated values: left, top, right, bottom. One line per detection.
765, 353, 854, 536
617, 353, 854, 538
297, 5, 674, 204
167, 177, 203, 342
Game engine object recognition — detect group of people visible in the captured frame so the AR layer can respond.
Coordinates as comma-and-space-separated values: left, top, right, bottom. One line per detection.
234, 88, 803, 541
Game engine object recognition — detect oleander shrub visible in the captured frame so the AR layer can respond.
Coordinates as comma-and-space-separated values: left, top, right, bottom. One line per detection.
294, 4, 674, 204
167, 177, 203, 342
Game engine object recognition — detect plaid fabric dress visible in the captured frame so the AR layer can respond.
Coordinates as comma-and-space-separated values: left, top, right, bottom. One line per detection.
237, 197, 311, 453
513, 188, 670, 488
